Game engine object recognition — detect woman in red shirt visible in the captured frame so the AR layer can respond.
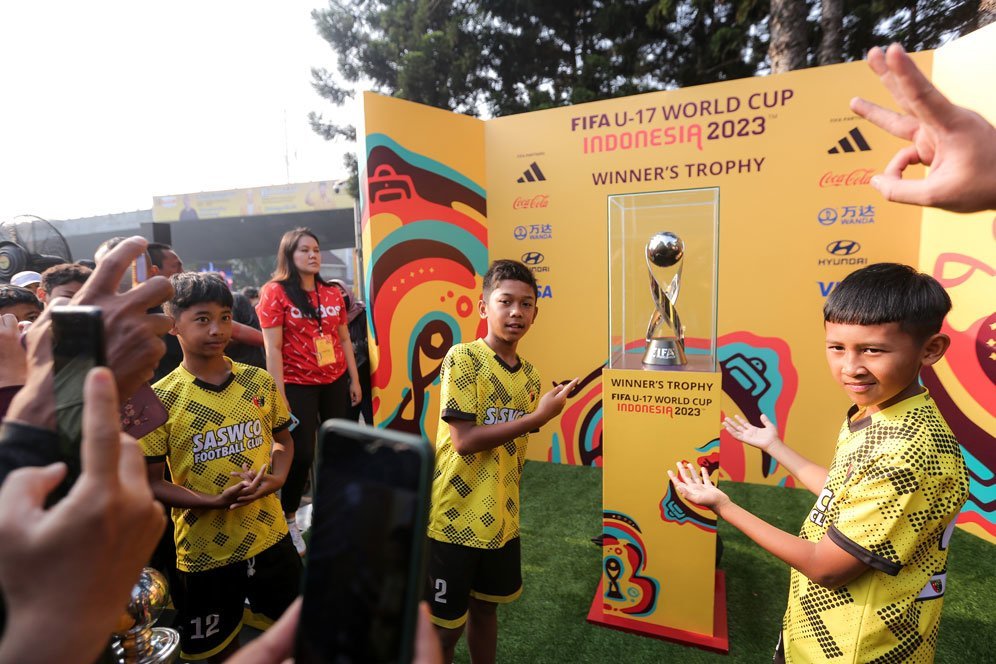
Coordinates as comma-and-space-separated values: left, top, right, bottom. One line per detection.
257, 227, 361, 554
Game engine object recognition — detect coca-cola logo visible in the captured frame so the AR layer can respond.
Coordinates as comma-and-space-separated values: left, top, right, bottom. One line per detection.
818, 168, 874, 188
513, 194, 549, 210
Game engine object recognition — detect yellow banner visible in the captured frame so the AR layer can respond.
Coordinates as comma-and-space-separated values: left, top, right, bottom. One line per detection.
152, 181, 353, 222
917, 25, 996, 544
359, 93, 488, 443
485, 56, 929, 491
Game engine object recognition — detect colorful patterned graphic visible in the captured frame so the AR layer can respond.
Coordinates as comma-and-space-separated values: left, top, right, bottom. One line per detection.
549, 364, 604, 466
659, 438, 719, 532
717, 332, 798, 484
923, 244, 996, 541
601, 511, 660, 617
362, 134, 488, 438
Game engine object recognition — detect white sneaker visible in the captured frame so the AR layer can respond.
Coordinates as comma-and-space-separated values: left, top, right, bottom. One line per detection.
287, 517, 307, 556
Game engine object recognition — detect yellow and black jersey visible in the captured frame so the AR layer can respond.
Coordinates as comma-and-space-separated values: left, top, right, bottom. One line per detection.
783, 390, 969, 663
140, 360, 292, 573
428, 338, 542, 549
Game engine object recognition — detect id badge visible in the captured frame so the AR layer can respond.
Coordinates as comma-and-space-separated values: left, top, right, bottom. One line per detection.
315, 335, 336, 366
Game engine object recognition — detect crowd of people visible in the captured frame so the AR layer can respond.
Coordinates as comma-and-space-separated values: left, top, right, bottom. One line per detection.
0, 43, 992, 664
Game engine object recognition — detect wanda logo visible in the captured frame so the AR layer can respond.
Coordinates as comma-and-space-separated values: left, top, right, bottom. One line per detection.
513, 195, 549, 209
818, 168, 875, 187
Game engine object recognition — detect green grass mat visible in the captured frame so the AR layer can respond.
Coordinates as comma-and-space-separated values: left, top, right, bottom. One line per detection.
450, 461, 994, 663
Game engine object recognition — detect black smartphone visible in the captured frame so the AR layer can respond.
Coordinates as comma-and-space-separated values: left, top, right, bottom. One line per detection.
51, 305, 106, 465
295, 419, 433, 664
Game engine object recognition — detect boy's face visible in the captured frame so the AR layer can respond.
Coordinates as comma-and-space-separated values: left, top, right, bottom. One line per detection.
39, 280, 85, 305
172, 302, 233, 358
824, 321, 947, 414
0, 303, 41, 323
480, 279, 537, 344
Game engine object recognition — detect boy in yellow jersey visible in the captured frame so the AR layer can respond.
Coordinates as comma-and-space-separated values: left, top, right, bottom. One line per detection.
140, 273, 300, 662
427, 259, 578, 664
671, 263, 969, 663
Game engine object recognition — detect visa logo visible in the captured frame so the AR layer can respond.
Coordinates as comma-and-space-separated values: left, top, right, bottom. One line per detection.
818, 281, 840, 297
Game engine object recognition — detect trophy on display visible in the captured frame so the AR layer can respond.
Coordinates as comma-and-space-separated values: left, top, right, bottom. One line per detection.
109, 567, 180, 664
642, 231, 687, 367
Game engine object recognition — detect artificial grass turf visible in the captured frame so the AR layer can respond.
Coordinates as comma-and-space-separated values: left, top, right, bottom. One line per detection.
450, 461, 995, 663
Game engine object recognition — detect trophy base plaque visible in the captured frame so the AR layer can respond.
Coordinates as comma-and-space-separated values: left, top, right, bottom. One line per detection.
642, 338, 687, 366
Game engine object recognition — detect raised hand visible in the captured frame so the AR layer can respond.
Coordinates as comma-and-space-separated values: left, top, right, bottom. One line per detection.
0, 368, 166, 664
722, 413, 781, 451
535, 377, 580, 422
849, 43, 996, 213
667, 461, 728, 511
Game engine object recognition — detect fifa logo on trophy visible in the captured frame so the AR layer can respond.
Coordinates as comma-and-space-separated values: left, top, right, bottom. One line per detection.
642, 232, 687, 366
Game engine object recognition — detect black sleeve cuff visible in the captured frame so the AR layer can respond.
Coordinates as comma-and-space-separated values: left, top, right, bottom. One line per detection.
272, 420, 291, 434
144, 455, 167, 464
441, 408, 476, 422
0, 421, 62, 486
828, 523, 902, 576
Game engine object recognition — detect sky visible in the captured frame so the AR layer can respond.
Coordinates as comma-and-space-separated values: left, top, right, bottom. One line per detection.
0, 1, 357, 221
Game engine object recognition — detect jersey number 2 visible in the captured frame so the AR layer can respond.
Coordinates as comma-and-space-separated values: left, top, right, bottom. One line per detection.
434, 578, 448, 604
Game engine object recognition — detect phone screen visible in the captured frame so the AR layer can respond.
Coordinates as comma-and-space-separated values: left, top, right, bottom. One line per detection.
131, 255, 149, 286
295, 422, 430, 664
51, 306, 105, 465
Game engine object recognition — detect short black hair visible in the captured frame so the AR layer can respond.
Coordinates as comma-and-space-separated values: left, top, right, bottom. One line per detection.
147, 242, 173, 270
41, 263, 92, 293
482, 259, 538, 300
824, 263, 951, 342
166, 272, 233, 317
0, 285, 42, 311
240, 286, 259, 299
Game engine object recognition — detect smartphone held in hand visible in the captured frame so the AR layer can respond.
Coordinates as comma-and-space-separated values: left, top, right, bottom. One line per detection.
294, 420, 433, 664
52, 305, 106, 464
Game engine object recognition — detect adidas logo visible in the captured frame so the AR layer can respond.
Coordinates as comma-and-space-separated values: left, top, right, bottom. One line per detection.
828, 127, 871, 154
516, 162, 547, 183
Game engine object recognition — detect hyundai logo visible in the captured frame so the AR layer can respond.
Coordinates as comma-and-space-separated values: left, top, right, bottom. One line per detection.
513, 226, 528, 240
818, 208, 838, 225
826, 240, 861, 256
521, 252, 545, 266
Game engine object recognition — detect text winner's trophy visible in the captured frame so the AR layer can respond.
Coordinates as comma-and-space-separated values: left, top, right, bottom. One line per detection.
642, 232, 687, 367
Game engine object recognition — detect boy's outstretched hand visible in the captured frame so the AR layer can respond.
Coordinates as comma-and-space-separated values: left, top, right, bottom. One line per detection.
722, 413, 782, 451
667, 461, 729, 511
535, 378, 580, 423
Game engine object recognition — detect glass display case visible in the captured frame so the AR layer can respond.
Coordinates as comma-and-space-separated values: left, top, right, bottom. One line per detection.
607, 187, 719, 371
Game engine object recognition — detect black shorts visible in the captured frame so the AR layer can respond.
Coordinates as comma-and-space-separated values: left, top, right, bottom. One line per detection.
426, 537, 522, 629
173, 535, 302, 660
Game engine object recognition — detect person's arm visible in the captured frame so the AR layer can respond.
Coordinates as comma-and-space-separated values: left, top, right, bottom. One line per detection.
722, 414, 827, 495
449, 379, 579, 456
231, 321, 263, 347
261, 326, 289, 409
338, 323, 362, 406
229, 428, 293, 508
145, 460, 250, 510
668, 462, 868, 589
849, 43, 996, 213
0, 368, 165, 664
